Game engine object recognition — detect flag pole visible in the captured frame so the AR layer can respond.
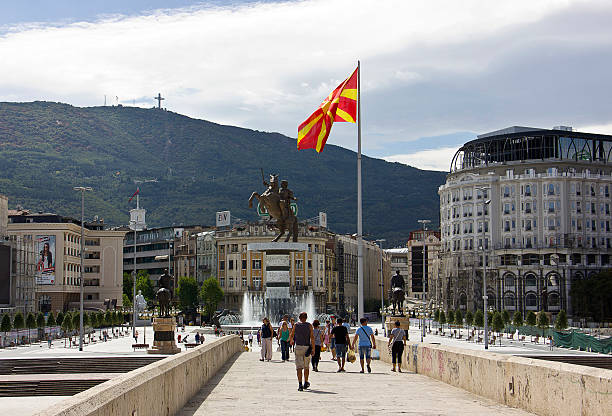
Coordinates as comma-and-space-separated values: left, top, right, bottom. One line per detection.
357, 60, 364, 322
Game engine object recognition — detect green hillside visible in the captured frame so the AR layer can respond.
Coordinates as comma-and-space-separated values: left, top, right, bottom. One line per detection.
0, 101, 446, 246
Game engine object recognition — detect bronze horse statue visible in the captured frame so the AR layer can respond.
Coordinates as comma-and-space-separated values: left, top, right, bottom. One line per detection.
390, 287, 405, 316
156, 269, 173, 317
248, 174, 298, 242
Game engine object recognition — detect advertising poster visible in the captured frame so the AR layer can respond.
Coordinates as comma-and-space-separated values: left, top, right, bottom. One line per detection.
36, 235, 55, 285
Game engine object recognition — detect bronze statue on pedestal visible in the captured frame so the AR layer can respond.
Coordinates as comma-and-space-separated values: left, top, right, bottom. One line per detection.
249, 173, 299, 242
156, 269, 173, 317
389, 270, 406, 316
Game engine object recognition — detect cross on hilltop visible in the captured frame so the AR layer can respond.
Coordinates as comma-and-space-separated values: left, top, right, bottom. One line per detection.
154, 93, 165, 109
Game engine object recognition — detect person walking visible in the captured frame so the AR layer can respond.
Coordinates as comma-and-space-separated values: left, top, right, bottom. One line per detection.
351, 317, 376, 373
289, 312, 315, 391
328, 316, 338, 360
248, 331, 253, 347
311, 320, 324, 371
289, 317, 296, 352
331, 318, 350, 372
195, 332, 200, 344
257, 329, 261, 345
259, 317, 273, 362
277, 321, 291, 362
388, 320, 407, 372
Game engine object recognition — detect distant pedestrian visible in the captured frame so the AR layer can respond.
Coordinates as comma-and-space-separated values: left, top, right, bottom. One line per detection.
134, 330, 139, 343
311, 320, 324, 372
289, 318, 296, 352
195, 332, 200, 344
248, 331, 253, 347
178, 334, 182, 343
259, 317, 273, 362
329, 316, 338, 360
289, 312, 315, 391
388, 320, 406, 372
257, 329, 261, 345
351, 317, 376, 373
331, 318, 350, 372
47, 335, 52, 348
277, 321, 290, 362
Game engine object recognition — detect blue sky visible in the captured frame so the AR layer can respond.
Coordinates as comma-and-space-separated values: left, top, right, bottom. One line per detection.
2, 0, 612, 171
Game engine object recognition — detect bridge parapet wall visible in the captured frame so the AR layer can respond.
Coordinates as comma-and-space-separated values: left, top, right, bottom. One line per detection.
374, 336, 611, 416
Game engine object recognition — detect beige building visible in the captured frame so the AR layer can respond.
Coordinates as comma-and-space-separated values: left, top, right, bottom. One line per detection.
8, 212, 126, 313
406, 230, 441, 302
0, 195, 7, 236
215, 223, 331, 313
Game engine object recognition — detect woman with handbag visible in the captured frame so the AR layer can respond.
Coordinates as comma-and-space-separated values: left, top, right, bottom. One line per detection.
311, 320, 324, 371
388, 320, 407, 372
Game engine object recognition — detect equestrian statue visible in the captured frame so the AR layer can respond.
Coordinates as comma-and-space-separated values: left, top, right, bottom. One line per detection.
156, 269, 173, 317
389, 270, 406, 316
249, 172, 299, 242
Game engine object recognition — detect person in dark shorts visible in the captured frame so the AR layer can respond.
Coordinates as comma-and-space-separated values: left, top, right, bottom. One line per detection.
289, 312, 315, 391
388, 320, 407, 372
331, 318, 350, 372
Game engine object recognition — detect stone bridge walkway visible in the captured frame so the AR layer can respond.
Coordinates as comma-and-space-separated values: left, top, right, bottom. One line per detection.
178, 350, 534, 416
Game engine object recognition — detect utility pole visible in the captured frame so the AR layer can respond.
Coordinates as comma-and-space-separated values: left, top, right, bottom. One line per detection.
476, 186, 491, 350
73, 186, 92, 352
418, 220, 431, 342
375, 239, 386, 334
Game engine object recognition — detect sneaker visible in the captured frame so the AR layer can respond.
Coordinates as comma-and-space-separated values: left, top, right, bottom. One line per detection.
367, 364, 371, 373
359, 369, 364, 373
298, 385, 303, 392
304, 381, 310, 389
337, 368, 342, 373
259, 359, 264, 362
340, 368, 346, 372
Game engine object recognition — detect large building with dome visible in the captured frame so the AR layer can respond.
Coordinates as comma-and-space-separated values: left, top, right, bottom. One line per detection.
436, 126, 612, 319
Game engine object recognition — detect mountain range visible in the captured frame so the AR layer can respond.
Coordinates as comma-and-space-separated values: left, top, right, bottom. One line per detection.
0, 101, 447, 246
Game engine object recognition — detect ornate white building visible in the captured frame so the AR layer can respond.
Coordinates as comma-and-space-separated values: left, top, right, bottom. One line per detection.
437, 126, 612, 318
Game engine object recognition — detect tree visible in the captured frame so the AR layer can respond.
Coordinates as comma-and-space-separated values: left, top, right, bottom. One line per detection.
536, 311, 549, 337
25, 313, 36, 344
72, 311, 80, 330
36, 312, 46, 329
502, 310, 511, 329
46, 312, 56, 327
439, 310, 446, 329
555, 310, 568, 331
89, 312, 98, 328
473, 310, 484, 328
1, 313, 12, 332
433, 309, 440, 322
464, 310, 473, 328
105, 311, 113, 328
13, 312, 25, 330
447, 310, 454, 326
177, 276, 200, 311
83, 312, 90, 327
526, 311, 537, 327
123, 293, 132, 309
492, 311, 504, 335
487, 311, 493, 326
512, 311, 523, 327
61, 312, 73, 347
454, 310, 462, 325
136, 271, 155, 303
200, 277, 224, 321
123, 272, 134, 302
56, 311, 64, 327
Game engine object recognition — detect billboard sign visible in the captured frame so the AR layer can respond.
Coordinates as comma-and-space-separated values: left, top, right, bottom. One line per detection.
319, 212, 327, 228
36, 235, 56, 285
216, 211, 231, 227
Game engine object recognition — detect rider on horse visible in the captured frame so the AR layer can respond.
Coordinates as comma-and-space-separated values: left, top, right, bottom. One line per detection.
391, 270, 405, 291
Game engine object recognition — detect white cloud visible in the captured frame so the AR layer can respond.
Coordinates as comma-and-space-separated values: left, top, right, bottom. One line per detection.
1, 0, 611, 157
384, 146, 460, 171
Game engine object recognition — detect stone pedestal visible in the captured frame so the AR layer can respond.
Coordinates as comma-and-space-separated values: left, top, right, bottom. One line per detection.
386, 315, 410, 333
247, 242, 308, 318
147, 317, 181, 354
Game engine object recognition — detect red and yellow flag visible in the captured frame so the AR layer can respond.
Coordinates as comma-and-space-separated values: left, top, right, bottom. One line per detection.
297, 67, 357, 152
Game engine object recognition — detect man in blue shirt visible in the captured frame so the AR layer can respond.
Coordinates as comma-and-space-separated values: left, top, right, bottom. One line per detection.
351, 317, 376, 373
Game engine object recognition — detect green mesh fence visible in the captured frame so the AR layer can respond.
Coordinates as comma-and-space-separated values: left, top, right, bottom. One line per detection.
552, 330, 612, 354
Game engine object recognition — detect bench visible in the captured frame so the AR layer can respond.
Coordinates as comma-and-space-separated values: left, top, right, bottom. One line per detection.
132, 343, 149, 351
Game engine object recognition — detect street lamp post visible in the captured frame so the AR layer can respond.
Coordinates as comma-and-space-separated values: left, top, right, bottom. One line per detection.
73, 186, 93, 352
375, 239, 386, 334
476, 186, 491, 350
418, 219, 431, 342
